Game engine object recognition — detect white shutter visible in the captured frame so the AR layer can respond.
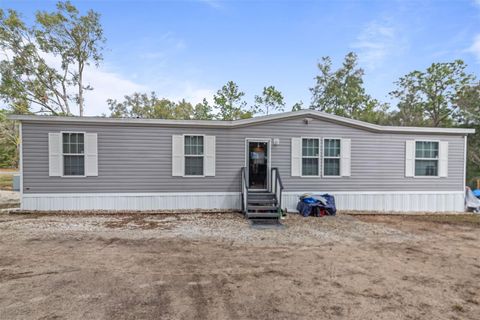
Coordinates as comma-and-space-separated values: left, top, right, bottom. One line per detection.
48, 133, 62, 176
438, 141, 448, 177
204, 135, 216, 176
291, 138, 301, 176
340, 138, 351, 177
85, 133, 98, 176
172, 135, 184, 176
405, 140, 415, 177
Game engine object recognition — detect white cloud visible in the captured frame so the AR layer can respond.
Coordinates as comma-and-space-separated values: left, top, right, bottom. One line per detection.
82, 67, 148, 116
468, 34, 480, 63
151, 80, 215, 105
3, 38, 214, 116
84, 70, 215, 115
351, 20, 406, 69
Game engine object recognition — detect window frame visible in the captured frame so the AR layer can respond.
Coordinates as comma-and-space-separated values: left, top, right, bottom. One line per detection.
322, 137, 342, 178
413, 139, 440, 178
61, 131, 86, 178
300, 137, 321, 178
183, 134, 206, 177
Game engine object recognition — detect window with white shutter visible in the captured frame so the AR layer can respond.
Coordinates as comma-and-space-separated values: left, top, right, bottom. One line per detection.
291, 138, 301, 176
438, 141, 448, 177
172, 135, 184, 176
85, 133, 98, 176
172, 134, 215, 177
340, 138, 351, 177
407, 140, 447, 177
49, 132, 97, 177
48, 133, 62, 177
204, 136, 216, 176
405, 140, 415, 177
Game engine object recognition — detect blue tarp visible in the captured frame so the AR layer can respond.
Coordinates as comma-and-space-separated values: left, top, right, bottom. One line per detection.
472, 189, 480, 198
296, 194, 337, 217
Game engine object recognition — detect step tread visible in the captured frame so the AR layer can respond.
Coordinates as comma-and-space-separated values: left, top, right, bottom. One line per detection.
248, 192, 275, 196
247, 199, 277, 204
247, 205, 278, 211
247, 212, 280, 218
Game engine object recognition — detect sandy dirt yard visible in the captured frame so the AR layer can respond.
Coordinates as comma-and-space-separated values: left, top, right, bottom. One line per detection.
0, 211, 479, 320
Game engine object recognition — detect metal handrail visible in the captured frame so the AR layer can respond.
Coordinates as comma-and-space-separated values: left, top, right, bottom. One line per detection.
241, 167, 248, 214
270, 167, 284, 211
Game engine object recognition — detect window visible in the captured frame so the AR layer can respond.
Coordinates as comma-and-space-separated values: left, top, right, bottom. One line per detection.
184, 135, 204, 176
323, 139, 341, 176
415, 141, 438, 176
62, 132, 85, 176
302, 138, 319, 176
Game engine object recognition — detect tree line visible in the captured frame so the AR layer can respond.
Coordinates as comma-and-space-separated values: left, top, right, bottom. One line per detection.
0, 1, 479, 185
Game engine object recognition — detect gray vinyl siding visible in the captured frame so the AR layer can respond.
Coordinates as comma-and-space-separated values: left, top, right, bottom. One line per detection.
21, 116, 466, 194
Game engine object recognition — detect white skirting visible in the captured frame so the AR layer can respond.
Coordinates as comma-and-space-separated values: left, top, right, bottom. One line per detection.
22, 192, 241, 211
282, 191, 465, 213
22, 191, 465, 212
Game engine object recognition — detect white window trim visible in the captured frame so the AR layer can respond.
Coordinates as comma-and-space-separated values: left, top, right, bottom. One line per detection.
60, 131, 86, 178
321, 137, 342, 178
245, 138, 272, 190
183, 134, 206, 178
300, 137, 321, 178
413, 139, 440, 178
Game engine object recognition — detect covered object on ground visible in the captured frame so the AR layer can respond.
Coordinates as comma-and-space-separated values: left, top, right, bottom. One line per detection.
466, 187, 480, 212
296, 194, 336, 217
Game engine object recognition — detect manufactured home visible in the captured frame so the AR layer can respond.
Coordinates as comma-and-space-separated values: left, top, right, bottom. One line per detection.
10, 110, 474, 215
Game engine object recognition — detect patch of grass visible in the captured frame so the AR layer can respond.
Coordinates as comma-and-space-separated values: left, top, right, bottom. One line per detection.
452, 304, 465, 312
0, 174, 13, 191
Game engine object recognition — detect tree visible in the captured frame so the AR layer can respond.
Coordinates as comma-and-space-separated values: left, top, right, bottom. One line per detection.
107, 92, 216, 120
309, 52, 387, 123
108, 92, 175, 119
0, 1, 105, 116
193, 98, 214, 120
253, 85, 285, 115
389, 60, 475, 127
387, 74, 427, 126
455, 83, 480, 184
213, 81, 251, 120
0, 109, 21, 167
173, 99, 194, 120
456, 82, 480, 126
292, 101, 304, 111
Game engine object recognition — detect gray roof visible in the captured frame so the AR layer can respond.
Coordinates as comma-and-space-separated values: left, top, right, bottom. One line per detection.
9, 109, 475, 134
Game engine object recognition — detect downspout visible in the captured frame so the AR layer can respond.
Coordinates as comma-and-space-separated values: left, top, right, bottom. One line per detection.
19, 121, 23, 210
464, 135, 467, 211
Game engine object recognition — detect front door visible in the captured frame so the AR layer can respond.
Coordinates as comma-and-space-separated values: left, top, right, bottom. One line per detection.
247, 141, 269, 190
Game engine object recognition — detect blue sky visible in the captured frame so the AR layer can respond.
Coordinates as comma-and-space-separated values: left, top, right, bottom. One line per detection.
2, 0, 480, 116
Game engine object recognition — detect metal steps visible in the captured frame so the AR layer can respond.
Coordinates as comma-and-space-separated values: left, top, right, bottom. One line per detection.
241, 167, 284, 220
246, 192, 280, 219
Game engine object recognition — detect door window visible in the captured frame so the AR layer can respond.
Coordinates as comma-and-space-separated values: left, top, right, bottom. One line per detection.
248, 142, 268, 189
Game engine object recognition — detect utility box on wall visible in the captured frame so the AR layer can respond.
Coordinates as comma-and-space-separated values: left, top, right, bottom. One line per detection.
12, 174, 20, 191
